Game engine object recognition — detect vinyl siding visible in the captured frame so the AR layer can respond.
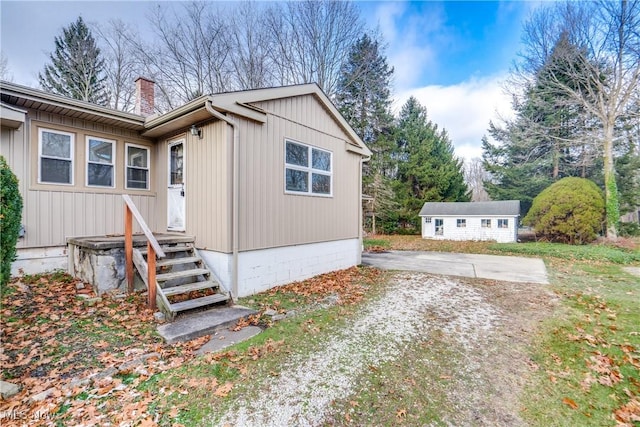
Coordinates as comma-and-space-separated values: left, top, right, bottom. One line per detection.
235, 94, 361, 251
184, 121, 233, 252
2, 110, 157, 248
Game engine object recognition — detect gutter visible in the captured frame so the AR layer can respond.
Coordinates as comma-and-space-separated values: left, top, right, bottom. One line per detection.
1, 81, 145, 127
205, 100, 240, 302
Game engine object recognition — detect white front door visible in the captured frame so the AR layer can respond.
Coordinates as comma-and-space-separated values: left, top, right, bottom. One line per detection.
167, 140, 185, 231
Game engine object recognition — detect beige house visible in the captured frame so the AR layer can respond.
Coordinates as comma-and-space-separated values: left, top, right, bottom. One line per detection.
0, 80, 371, 298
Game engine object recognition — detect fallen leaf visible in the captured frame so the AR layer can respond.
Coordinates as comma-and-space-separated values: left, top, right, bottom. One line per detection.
214, 382, 233, 397
562, 397, 578, 410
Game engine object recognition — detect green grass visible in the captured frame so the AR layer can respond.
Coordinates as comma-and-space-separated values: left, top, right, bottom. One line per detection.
522, 260, 640, 426
140, 298, 374, 426
363, 238, 391, 249
489, 241, 640, 264
365, 235, 640, 265
328, 333, 466, 426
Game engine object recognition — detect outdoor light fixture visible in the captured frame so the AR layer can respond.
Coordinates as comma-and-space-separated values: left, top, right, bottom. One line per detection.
190, 124, 202, 139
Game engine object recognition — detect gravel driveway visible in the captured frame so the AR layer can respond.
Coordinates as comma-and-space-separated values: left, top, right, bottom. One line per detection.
213, 270, 556, 426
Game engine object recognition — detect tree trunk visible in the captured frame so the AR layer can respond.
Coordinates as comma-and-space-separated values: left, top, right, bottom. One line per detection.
603, 120, 619, 239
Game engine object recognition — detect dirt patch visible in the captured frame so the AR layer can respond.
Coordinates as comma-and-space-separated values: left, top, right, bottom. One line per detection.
213, 273, 558, 426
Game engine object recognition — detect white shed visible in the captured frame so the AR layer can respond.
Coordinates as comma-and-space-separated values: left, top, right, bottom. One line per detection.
419, 201, 520, 243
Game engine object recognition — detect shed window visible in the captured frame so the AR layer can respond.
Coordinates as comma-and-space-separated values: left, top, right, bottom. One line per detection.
87, 137, 115, 187
481, 219, 491, 228
424, 217, 432, 223
39, 128, 74, 185
126, 144, 150, 190
457, 219, 466, 228
498, 219, 509, 228
285, 140, 332, 196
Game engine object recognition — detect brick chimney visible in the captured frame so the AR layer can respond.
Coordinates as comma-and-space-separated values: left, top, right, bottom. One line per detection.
135, 77, 155, 116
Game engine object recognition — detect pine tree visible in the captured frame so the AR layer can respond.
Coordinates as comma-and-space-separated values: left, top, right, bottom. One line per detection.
395, 97, 469, 230
39, 17, 108, 105
483, 34, 603, 217
335, 33, 396, 232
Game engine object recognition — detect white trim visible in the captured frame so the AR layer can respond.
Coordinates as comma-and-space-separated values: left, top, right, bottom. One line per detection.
167, 138, 186, 232
38, 127, 75, 185
85, 136, 116, 188
125, 143, 150, 190
284, 138, 333, 197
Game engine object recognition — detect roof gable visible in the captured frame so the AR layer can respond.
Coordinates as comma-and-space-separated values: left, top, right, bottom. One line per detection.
209, 84, 370, 156
419, 201, 521, 216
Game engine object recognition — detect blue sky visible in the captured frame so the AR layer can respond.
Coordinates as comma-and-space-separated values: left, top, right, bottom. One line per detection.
0, 1, 538, 160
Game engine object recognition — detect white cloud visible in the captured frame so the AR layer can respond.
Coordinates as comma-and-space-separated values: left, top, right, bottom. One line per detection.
394, 74, 515, 161
370, 2, 446, 92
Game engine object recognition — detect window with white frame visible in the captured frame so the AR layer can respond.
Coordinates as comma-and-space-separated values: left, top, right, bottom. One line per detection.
39, 128, 74, 184
424, 217, 432, 223
284, 140, 332, 196
481, 219, 491, 228
86, 136, 115, 187
498, 219, 509, 228
457, 219, 466, 228
126, 144, 150, 190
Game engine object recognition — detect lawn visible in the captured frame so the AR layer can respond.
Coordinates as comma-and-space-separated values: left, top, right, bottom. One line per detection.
1, 236, 638, 425
365, 234, 640, 426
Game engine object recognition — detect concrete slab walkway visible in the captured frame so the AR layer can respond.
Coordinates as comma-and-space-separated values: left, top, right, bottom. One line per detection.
157, 305, 257, 343
362, 251, 548, 284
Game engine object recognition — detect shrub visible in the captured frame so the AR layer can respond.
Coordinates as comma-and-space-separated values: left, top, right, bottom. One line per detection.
0, 156, 23, 285
619, 221, 640, 237
523, 177, 604, 245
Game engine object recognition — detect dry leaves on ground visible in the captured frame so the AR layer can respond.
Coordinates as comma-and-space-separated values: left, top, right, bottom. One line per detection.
0, 274, 215, 425
265, 266, 381, 305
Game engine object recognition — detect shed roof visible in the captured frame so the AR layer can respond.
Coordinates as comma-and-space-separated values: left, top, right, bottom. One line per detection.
419, 201, 520, 216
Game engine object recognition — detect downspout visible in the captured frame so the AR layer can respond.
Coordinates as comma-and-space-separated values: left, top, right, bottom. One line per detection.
205, 100, 239, 301
360, 155, 371, 258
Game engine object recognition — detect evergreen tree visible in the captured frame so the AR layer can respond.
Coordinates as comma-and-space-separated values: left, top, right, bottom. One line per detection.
395, 97, 469, 230
483, 34, 603, 217
335, 32, 396, 233
335, 34, 394, 163
39, 17, 108, 105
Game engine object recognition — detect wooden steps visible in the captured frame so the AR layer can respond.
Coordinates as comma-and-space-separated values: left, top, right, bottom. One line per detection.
162, 280, 219, 296
169, 294, 230, 312
132, 240, 229, 320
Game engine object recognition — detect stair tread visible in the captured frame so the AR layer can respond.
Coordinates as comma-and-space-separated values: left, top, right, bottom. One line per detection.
140, 245, 193, 255
161, 280, 219, 296
156, 268, 210, 281
156, 256, 201, 267
169, 293, 229, 312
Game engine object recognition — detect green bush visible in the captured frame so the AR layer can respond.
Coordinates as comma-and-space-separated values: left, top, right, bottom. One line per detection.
0, 156, 23, 286
523, 177, 604, 245
619, 221, 640, 237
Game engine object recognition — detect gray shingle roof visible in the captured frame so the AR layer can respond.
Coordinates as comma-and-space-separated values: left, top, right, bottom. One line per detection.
419, 201, 520, 216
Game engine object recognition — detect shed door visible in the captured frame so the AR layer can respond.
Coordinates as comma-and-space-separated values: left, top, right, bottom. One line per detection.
435, 218, 444, 236
167, 140, 185, 231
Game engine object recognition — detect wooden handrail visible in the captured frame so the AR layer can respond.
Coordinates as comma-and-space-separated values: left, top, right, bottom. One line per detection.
123, 194, 165, 309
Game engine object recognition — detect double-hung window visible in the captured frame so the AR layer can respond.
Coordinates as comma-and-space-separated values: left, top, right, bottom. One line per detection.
498, 219, 509, 228
126, 144, 150, 190
87, 136, 115, 187
39, 128, 74, 185
285, 140, 332, 196
481, 219, 491, 228
457, 219, 466, 228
